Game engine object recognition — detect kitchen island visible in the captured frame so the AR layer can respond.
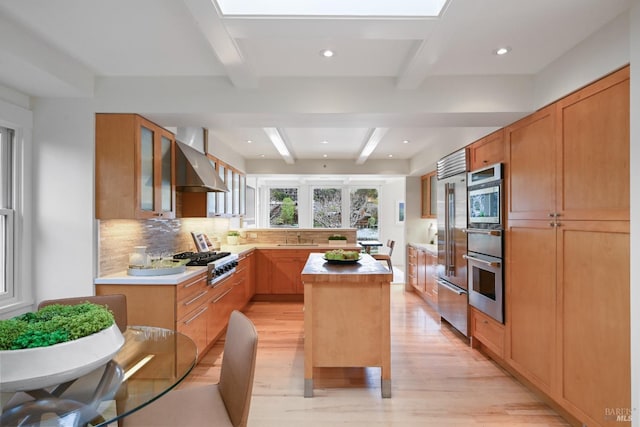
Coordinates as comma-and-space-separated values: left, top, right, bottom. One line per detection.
301, 252, 393, 398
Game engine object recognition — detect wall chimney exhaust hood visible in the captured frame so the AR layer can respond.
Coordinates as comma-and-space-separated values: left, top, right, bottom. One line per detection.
175, 140, 229, 192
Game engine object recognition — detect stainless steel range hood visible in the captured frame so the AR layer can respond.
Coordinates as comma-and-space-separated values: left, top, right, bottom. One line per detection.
175, 140, 229, 192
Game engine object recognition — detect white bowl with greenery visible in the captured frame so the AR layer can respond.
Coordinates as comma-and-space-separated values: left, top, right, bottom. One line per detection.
0, 303, 125, 392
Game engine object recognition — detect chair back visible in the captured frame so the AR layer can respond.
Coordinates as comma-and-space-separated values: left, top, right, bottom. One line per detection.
219, 310, 259, 427
387, 240, 395, 257
38, 294, 128, 333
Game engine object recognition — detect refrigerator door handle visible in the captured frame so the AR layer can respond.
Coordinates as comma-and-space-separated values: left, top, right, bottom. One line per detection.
447, 183, 456, 275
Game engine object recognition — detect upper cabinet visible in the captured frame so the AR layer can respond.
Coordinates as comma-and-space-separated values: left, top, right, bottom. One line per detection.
468, 129, 504, 171
96, 114, 175, 219
421, 171, 437, 218
506, 66, 629, 222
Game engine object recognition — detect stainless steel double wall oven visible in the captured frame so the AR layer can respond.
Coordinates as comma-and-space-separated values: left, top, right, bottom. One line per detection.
464, 163, 504, 323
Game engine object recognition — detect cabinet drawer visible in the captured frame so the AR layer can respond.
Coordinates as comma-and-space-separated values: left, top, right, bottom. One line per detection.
471, 308, 504, 357
177, 282, 209, 321
177, 303, 208, 359
176, 271, 207, 301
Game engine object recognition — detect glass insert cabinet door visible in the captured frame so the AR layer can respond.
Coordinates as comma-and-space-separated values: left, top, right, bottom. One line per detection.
137, 120, 175, 218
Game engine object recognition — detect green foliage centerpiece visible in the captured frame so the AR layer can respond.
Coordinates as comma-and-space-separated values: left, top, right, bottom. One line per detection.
0, 302, 125, 392
0, 302, 115, 350
328, 234, 347, 246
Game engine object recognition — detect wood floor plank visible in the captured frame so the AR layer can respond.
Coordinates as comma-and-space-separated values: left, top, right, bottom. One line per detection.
180, 285, 570, 426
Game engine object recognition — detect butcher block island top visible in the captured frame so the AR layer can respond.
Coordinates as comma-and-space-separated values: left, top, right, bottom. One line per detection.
301, 253, 393, 398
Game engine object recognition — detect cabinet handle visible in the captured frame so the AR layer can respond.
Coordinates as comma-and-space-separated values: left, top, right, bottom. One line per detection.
183, 277, 203, 289
212, 288, 233, 303
184, 290, 208, 306
183, 306, 208, 325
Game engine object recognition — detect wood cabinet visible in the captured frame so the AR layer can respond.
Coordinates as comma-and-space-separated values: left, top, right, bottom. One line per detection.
420, 171, 437, 218
96, 268, 250, 362
470, 307, 504, 358
96, 113, 175, 219
468, 129, 504, 171
407, 245, 437, 310
236, 250, 255, 305
256, 249, 307, 296
504, 66, 630, 426
254, 248, 361, 300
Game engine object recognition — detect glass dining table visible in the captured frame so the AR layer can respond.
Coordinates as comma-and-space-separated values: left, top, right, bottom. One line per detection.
0, 326, 198, 427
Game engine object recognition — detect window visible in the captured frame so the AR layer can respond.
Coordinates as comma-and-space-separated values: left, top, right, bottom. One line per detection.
0, 125, 14, 298
270, 188, 298, 227
313, 188, 342, 228
350, 188, 379, 240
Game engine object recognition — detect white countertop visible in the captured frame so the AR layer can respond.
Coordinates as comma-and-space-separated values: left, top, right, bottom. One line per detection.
94, 266, 207, 285
408, 243, 438, 254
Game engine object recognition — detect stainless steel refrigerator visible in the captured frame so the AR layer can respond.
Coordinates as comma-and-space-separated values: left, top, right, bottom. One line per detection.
436, 149, 468, 336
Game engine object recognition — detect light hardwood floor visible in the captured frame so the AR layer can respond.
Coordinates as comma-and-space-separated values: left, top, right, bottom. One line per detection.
180, 285, 570, 426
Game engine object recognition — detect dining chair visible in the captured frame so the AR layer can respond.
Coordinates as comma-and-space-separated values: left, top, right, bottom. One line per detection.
123, 310, 259, 427
372, 239, 395, 273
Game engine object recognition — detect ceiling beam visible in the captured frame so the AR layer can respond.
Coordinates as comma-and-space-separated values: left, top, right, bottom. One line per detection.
182, 0, 258, 89
396, 39, 438, 90
356, 128, 388, 165
263, 127, 295, 164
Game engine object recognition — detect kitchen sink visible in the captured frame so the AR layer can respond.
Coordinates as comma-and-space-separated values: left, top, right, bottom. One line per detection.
277, 243, 319, 246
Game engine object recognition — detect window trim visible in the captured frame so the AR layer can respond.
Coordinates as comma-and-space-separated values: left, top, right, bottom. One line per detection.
0, 99, 33, 316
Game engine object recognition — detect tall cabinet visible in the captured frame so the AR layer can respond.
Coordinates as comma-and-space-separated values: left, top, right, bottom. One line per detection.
96, 114, 175, 219
505, 66, 629, 427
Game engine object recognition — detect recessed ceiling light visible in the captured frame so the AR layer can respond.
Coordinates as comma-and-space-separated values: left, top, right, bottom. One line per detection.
388, 154, 393, 158
247, 140, 253, 144
323, 154, 328, 158
260, 154, 265, 158
320, 49, 334, 58
402, 140, 409, 144
494, 46, 511, 56
321, 140, 328, 144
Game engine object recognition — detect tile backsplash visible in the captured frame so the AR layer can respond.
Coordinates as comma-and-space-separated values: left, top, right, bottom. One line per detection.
99, 218, 230, 275
99, 219, 358, 276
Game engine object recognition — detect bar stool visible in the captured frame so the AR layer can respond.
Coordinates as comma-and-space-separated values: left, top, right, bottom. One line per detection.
372, 240, 395, 272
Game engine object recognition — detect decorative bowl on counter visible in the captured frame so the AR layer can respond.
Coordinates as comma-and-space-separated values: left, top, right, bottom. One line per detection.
127, 259, 189, 276
323, 249, 361, 263
0, 323, 124, 392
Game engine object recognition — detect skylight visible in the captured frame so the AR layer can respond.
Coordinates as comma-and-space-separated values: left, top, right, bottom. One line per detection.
215, 0, 449, 17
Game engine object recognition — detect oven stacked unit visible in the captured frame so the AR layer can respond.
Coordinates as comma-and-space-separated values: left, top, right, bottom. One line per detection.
464, 163, 505, 324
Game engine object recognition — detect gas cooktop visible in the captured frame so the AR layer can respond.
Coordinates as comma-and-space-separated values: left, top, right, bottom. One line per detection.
173, 251, 232, 266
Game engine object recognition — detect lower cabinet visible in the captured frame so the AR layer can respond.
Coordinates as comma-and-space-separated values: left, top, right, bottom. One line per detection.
407, 245, 438, 310
254, 249, 324, 299
469, 307, 504, 358
96, 269, 247, 362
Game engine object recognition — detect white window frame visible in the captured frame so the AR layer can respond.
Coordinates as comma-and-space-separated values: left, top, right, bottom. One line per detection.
0, 98, 33, 317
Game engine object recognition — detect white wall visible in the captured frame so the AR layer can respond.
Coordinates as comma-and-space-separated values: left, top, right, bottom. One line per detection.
32, 98, 96, 303
378, 177, 405, 270
629, 2, 639, 425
